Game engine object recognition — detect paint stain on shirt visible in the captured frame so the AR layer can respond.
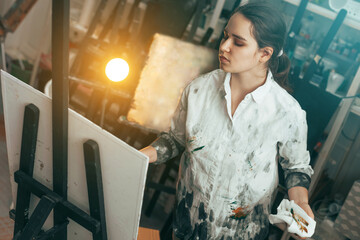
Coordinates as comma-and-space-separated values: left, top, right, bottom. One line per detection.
185, 191, 193, 208
199, 202, 208, 220
191, 145, 205, 153
263, 162, 271, 173
209, 209, 215, 222
246, 151, 255, 170
230, 207, 248, 220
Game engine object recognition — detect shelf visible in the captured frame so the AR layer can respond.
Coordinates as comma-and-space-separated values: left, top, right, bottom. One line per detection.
350, 105, 360, 116
284, 0, 360, 31
308, 80, 344, 98
325, 51, 355, 65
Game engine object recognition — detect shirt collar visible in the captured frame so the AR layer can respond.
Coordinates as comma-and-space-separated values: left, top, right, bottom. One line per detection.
251, 70, 274, 103
223, 72, 231, 99
222, 70, 274, 103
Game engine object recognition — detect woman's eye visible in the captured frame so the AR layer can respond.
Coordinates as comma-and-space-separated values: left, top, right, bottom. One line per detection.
234, 42, 243, 46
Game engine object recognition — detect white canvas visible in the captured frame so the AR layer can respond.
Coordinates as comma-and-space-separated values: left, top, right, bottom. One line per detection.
1, 70, 149, 240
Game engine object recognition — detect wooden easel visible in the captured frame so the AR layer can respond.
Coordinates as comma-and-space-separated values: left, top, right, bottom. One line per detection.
10, 103, 108, 240
9, 2, 107, 238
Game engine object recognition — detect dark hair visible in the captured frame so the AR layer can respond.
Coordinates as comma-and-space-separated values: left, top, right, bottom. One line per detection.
234, 2, 291, 90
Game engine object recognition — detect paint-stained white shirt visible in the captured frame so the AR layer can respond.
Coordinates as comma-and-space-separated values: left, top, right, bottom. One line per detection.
152, 69, 313, 240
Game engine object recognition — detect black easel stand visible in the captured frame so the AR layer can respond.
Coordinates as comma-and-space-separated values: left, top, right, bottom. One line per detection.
11, 104, 108, 240
284, 0, 309, 53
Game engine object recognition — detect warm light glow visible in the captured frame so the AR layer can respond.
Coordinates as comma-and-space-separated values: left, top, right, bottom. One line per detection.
105, 58, 129, 82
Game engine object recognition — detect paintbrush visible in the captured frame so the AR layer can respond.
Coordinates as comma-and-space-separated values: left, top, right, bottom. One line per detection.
291, 208, 308, 233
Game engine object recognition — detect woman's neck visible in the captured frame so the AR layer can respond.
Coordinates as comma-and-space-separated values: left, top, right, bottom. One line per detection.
230, 67, 268, 94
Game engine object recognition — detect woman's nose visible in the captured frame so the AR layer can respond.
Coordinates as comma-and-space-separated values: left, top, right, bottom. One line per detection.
220, 38, 231, 52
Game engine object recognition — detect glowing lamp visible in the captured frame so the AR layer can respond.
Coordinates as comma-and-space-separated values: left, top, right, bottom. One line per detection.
105, 58, 129, 82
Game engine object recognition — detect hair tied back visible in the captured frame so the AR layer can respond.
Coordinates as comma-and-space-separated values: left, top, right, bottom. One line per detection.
277, 49, 284, 57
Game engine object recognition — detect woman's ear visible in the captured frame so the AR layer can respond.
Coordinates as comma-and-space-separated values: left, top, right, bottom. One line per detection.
259, 47, 273, 63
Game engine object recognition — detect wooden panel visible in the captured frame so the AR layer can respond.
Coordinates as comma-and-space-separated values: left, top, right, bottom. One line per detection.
1, 70, 149, 240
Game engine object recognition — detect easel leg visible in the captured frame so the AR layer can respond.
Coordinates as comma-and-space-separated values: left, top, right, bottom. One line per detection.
83, 140, 107, 240
145, 158, 176, 217
160, 210, 174, 240
15, 195, 56, 240
36, 221, 68, 240
0, 37, 7, 71
14, 104, 40, 236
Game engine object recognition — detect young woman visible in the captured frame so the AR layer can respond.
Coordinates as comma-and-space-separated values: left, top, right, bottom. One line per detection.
141, 2, 314, 239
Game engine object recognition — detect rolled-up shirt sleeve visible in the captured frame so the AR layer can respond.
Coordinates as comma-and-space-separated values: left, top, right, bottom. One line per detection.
278, 109, 314, 190
150, 87, 188, 164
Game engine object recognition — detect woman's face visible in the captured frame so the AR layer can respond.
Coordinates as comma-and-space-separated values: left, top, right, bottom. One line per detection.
219, 13, 263, 74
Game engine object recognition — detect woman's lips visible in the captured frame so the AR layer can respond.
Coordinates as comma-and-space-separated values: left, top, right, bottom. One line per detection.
219, 56, 229, 63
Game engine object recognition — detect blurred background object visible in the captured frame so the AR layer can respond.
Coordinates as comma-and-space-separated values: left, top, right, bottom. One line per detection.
126, 33, 218, 132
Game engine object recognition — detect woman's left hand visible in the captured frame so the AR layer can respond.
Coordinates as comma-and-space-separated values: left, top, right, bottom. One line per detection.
290, 202, 314, 240
297, 202, 314, 220
288, 186, 314, 239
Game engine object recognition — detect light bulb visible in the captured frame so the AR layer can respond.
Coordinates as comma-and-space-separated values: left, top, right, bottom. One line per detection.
105, 58, 129, 82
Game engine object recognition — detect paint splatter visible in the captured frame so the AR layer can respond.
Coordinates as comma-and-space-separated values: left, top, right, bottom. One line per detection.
263, 162, 270, 173
230, 207, 247, 220
291, 208, 308, 233
192, 224, 199, 238
209, 209, 214, 222
222, 219, 232, 229
174, 198, 192, 239
188, 136, 196, 144
191, 221, 208, 239
185, 191, 193, 208
197, 221, 208, 239
191, 145, 205, 153
247, 162, 253, 170
246, 152, 255, 170
198, 202, 207, 220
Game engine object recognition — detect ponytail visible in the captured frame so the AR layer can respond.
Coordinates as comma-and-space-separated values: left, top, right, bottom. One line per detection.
269, 53, 291, 92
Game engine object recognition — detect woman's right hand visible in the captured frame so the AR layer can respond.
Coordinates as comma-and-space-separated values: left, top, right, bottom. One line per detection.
139, 146, 157, 163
